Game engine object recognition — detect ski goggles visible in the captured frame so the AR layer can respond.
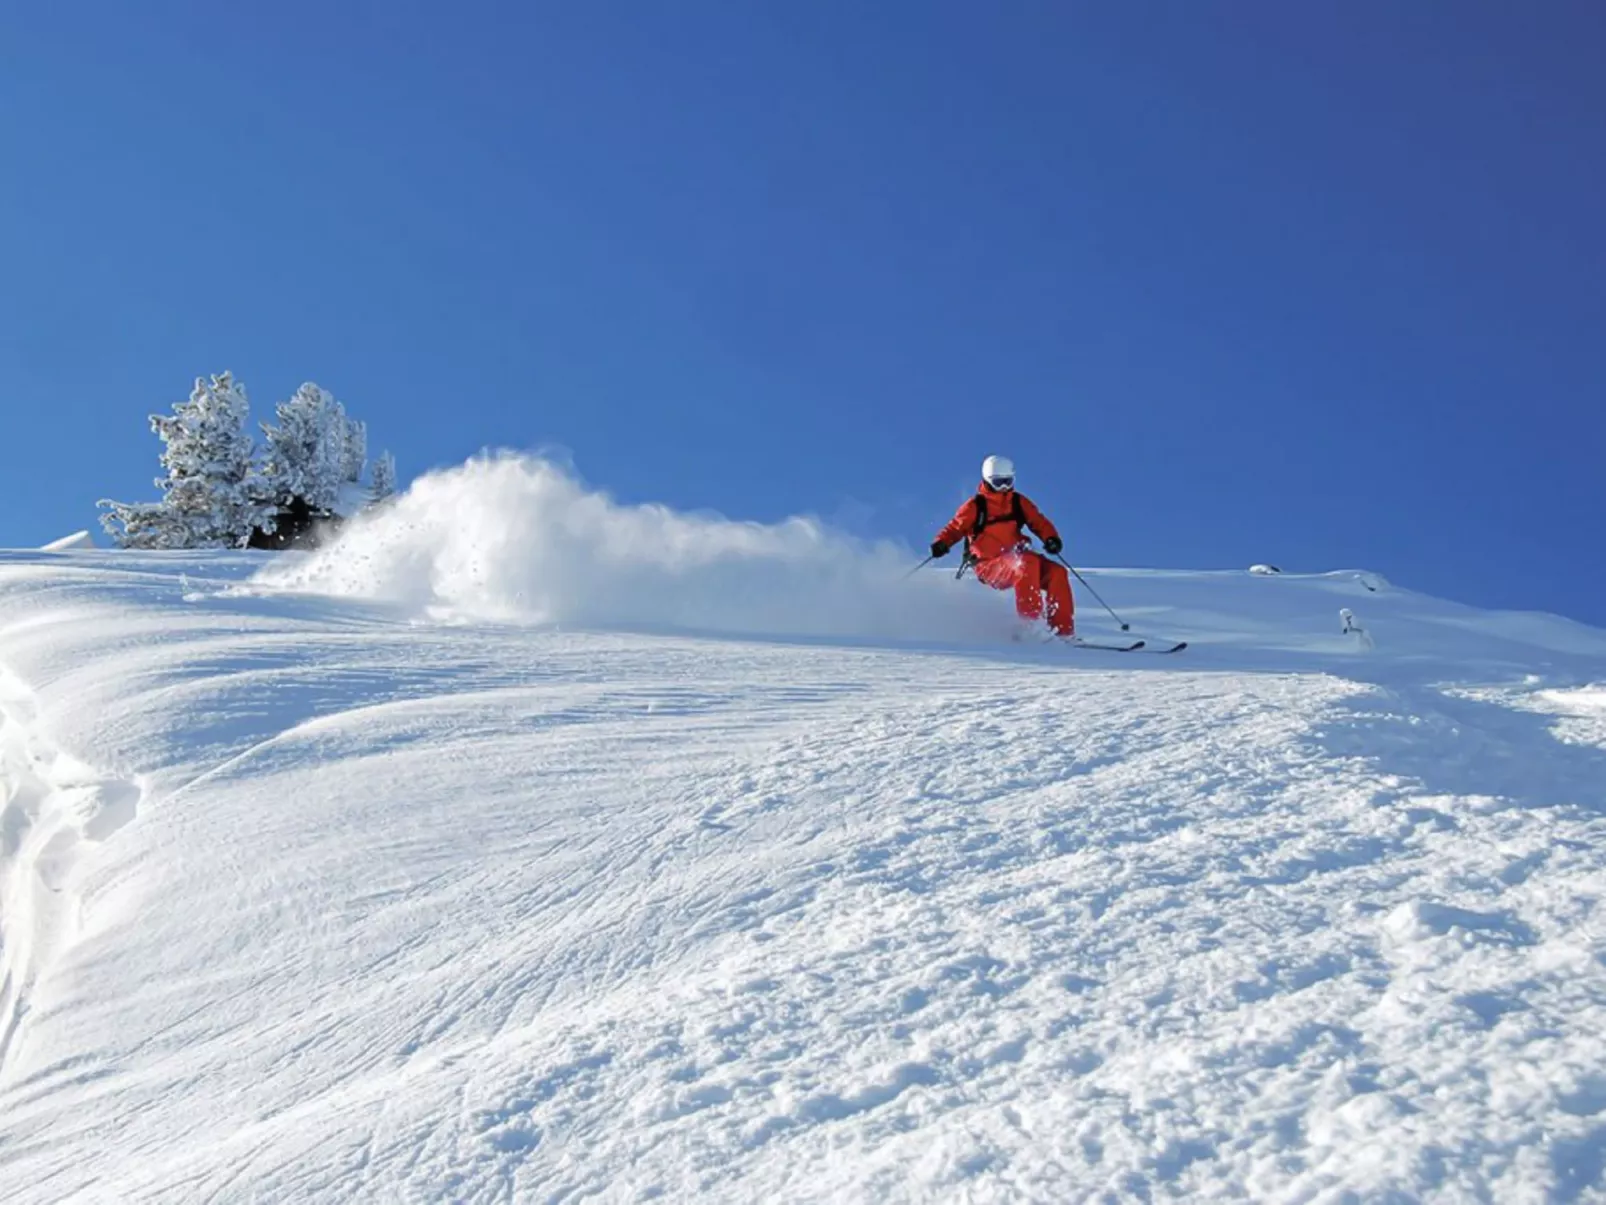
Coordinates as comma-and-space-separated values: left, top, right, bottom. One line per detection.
985, 476, 1014, 491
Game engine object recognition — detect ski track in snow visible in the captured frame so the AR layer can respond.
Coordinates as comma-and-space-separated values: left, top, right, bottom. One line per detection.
0, 547, 1604, 1203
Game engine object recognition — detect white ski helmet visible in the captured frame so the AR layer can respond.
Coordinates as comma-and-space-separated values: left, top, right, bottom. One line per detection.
981, 454, 1015, 491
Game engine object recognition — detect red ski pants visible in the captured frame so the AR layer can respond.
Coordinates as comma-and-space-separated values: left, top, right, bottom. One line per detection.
975, 550, 1075, 635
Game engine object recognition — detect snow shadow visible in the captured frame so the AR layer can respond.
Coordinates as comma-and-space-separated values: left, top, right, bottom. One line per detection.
1311, 682, 1606, 817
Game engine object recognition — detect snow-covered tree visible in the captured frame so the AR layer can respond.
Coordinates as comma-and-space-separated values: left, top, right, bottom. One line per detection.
342, 416, 367, 484
99, 372, 269, 548
259, 383, 349, 514
96, 496, 193, 550
370, 450, 397, 502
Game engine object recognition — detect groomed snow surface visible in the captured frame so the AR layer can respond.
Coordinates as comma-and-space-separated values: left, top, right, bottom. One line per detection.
3, 456, 1605, 1203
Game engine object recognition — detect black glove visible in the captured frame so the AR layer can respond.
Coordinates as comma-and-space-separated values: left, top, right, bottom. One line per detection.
930, 540, 950, 559
1043, 536, 1063, 556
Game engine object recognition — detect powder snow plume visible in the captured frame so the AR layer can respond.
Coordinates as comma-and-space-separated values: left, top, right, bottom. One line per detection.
252, 454, 1004, 641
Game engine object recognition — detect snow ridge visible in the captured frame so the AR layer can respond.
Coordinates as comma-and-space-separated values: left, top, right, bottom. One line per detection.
0, 666, 141, 1077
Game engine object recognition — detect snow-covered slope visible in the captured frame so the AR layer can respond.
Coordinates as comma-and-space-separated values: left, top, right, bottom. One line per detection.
2, 459, 1604, 1202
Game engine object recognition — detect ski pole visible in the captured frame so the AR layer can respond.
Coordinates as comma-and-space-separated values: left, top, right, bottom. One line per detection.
903, 555, 935, 579
1053, 554, 1130, 631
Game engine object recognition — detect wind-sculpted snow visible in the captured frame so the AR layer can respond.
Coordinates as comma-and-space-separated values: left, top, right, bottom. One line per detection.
252, 454, 1002, 641
1, 548, 1605, 1202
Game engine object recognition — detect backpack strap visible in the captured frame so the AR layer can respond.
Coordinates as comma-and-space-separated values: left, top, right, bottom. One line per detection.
961, 492, 1029, 577
971, 492, 1028, 537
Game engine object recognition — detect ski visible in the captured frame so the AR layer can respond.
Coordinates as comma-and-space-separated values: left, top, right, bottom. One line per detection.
1062, 638, 1189, 654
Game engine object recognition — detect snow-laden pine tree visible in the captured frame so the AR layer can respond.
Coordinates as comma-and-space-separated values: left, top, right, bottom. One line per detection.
370, 450, 398, 502
259, 384, 349, 514
342, 417, 367, 485
99, 372, 269, 548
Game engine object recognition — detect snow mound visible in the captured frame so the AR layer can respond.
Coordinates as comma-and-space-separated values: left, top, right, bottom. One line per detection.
251, 453, 1003, 641
38, 531, 95, 552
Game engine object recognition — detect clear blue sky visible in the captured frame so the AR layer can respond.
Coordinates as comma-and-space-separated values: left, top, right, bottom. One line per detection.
4, 2, 1603, 623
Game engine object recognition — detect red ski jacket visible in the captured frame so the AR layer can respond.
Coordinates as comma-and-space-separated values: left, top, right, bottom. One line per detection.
936, 482, 1061, 562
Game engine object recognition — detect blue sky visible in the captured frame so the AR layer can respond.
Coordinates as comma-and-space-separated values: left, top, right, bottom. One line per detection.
4, 2, 1603, 623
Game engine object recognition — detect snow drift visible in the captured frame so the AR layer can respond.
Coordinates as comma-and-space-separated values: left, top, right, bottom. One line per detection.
38, 530, 95, 552
252, 454, 1002, 641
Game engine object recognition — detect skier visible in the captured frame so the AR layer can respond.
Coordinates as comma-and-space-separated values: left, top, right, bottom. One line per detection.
929, 455, 1076, 639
